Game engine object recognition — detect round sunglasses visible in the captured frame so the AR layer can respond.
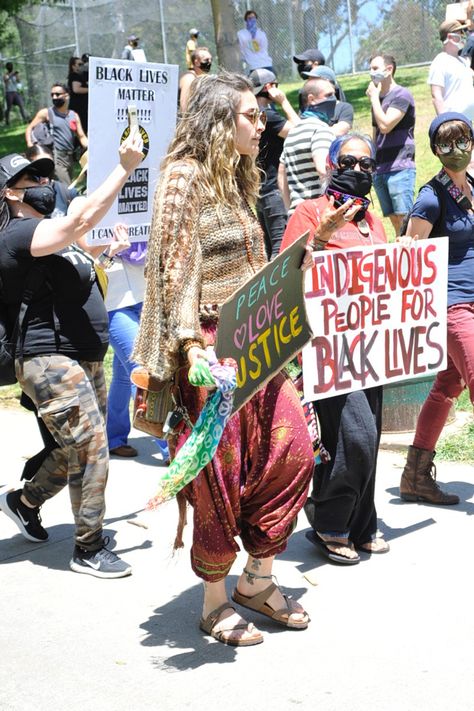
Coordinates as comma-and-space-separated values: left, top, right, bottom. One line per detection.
435, 137, 472, 155
338, 154, 376, 173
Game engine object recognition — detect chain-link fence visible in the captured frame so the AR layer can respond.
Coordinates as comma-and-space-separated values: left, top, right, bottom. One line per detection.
0, 0, 451, 119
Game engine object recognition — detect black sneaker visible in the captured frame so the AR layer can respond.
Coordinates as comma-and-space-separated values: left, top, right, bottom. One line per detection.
0, 489, 48, 542
69, 538, 132, 579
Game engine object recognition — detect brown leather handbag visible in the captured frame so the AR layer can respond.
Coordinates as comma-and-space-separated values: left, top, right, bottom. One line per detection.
131, 368, 177, 439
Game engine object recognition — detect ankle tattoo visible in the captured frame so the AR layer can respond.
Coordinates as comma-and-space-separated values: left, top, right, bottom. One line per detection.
244, 567, 273, 585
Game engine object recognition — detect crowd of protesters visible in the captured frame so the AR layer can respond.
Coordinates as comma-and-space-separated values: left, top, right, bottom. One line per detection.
1, 6, 474, 647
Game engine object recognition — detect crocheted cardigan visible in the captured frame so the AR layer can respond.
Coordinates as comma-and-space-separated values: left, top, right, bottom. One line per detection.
133, 161, 266, 380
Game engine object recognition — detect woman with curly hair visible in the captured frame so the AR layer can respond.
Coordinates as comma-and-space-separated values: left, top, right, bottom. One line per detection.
134, 73, 314, 646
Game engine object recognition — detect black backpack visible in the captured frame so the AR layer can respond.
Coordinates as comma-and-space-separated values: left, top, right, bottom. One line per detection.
31, 108, 54, 148
400, 177, 446, 238
0, 262, 47, 386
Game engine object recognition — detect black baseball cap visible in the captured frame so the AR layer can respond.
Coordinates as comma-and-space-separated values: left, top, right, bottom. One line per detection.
293, 49, 326, 64
0, 153, 54, 190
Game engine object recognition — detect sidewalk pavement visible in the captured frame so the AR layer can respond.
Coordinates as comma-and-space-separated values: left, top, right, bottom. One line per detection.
1, 407, 474, 711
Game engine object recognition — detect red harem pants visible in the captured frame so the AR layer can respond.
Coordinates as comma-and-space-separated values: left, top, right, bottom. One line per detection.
176, 368, 314, 582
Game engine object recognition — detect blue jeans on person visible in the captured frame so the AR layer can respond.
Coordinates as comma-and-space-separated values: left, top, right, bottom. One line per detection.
107, 302, 143, 450
373, 168, 416, 216
107, 302, 169, 459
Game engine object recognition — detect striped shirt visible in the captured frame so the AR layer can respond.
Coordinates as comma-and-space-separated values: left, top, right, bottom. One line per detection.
280, 117, 334, 213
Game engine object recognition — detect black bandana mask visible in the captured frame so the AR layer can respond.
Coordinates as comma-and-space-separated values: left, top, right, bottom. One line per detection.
22, 184, 56, 216
304, 96, 337, 124
327, 169, 372, 222
297, 62, 313, 79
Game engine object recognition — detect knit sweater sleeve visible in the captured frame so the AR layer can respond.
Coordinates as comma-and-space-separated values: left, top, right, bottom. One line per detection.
132, 161, 204, 379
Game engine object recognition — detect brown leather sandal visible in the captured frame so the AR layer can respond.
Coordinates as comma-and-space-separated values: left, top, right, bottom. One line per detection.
232, 582, 310, 630
199, 602, 264, 647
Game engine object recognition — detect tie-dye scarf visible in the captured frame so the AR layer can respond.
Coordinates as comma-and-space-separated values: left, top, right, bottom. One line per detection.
147, 352, 237, 508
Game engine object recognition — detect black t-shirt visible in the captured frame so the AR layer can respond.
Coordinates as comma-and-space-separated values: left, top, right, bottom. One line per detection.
333, 100, 353, 126
257, 105, 286, 195
68, 71, 88, 130
0, 217, 108, 361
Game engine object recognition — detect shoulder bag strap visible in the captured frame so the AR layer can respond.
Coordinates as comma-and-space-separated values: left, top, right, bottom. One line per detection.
47, 107, 54, 138
12, 260, 49, 366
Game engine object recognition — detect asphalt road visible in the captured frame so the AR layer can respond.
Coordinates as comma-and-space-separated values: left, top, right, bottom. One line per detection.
1, 407, 473, 711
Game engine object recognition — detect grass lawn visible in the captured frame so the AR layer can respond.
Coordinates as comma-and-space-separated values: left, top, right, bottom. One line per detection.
0, 121, 28, 155
0, 66, 472, 459
281, 65, 439, 236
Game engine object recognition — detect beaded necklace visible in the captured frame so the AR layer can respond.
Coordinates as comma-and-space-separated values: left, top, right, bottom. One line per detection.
236, 196, 266, 271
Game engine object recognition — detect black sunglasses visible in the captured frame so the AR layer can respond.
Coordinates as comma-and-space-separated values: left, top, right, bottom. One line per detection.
9, 173, 44, 188
23, 173, 44, 183
338, 154, 376, 173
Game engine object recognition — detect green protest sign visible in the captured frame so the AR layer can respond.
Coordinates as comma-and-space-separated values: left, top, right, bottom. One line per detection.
215, 231, 312, 412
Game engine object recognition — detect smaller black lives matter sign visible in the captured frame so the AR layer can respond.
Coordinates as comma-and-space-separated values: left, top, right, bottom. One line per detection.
118, 167, 148, 214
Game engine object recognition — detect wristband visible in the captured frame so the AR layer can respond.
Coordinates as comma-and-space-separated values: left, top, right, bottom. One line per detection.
311, 236, 328, 251
96, 251, 115, 269
180, 339, 202, 356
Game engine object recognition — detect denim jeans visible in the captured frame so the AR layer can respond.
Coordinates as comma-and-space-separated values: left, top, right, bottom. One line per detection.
107, 302, 142, 449
373, 168, 416, 216
414, 301, 474, 451
256, 189, 288, 259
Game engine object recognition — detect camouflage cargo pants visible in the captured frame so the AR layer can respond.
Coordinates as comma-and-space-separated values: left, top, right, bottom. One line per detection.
16, 355, 108, 551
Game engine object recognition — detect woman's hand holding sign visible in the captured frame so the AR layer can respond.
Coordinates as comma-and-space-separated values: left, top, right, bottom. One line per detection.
119, 126, 144, 172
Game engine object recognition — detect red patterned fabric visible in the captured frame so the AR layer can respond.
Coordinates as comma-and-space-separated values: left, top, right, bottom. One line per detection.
176, 355, 314, 582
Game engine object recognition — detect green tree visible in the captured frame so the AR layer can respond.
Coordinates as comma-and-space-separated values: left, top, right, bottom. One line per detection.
356, 0, 440, 69
211, 0, 240, 71
2, 0, 36, 12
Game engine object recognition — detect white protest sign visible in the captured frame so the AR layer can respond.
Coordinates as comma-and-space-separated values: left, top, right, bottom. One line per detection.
302, 239, 448, 401
86, 56, 178, 244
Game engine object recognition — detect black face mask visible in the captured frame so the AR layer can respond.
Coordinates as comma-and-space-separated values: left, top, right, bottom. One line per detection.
327, 169, 372, 222
304, 97, 337, 124
52, 97, 66, 108
298, 62, 313, 79
22, 184, 56, 216
257, 89, 270, 99
199, 61, 212, 73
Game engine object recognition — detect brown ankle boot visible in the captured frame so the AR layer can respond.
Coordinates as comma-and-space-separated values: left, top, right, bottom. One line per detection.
400, 446, 459, 505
